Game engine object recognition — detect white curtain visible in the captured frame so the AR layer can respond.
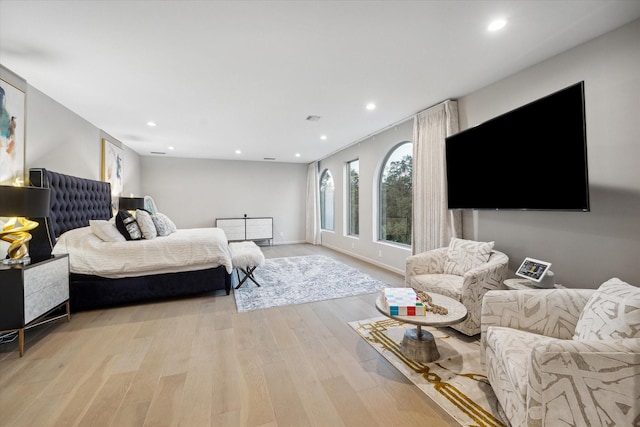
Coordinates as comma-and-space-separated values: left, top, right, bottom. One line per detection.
412, 100, 462, 254
305, 161, 321, 245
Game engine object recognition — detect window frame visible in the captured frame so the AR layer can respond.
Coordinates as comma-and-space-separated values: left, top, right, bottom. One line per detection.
346, 159, 359, 237
378, 142, 413, 246
319, 168, 335, 231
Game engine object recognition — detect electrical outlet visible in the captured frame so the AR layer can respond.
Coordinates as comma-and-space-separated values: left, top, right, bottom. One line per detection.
351, 242, 355, 249
378, 250, 382, 257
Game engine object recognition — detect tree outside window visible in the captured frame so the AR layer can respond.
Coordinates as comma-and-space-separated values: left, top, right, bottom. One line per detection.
320, 169, 334, 231
379, 143, 412, 245
347, 160, 359, 236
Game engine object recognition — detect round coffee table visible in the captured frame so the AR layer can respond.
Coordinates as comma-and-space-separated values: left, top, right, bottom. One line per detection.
375, 292, 468, 363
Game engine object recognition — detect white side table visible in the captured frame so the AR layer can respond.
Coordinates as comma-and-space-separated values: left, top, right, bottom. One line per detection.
503, 278, 566, 290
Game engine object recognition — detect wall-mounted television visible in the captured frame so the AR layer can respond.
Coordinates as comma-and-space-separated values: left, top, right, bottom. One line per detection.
445, 81, 589, 211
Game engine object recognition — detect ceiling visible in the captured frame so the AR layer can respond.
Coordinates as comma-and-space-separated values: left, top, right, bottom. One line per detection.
2, 1, 640, 164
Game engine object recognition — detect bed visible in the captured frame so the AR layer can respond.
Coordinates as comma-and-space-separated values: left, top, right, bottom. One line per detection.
28, 168, 232, 311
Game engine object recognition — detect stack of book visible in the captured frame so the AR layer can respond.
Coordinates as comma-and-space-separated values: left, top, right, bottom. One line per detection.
380, 288, 426, 316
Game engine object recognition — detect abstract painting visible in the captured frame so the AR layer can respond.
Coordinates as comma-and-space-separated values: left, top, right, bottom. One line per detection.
101, 138, 123, 196
0, 78, 26, 185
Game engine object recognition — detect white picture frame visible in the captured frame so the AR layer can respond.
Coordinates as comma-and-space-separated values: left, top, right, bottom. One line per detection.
515, 257, 552, 283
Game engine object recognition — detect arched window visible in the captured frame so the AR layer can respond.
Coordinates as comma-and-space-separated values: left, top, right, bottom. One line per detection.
347, 159, 359, 236
320, 169, 335, 231
379, 142, 413, 245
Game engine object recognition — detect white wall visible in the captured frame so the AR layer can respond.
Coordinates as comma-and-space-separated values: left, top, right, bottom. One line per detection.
319, 119, 413, 274
24, 84, 141, 196
140, 156, 307, 244
457, 19, 640, 288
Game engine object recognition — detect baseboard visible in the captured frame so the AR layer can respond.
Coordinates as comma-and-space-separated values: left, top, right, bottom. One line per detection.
321, 243, 405, 276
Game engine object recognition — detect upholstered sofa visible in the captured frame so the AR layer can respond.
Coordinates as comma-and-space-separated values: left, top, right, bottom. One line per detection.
406, 238, 509, 336
481, 279, 640, 427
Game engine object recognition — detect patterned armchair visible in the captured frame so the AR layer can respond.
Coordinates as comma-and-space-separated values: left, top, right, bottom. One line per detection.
481, 279, 640, 427
405, 238, 509, 336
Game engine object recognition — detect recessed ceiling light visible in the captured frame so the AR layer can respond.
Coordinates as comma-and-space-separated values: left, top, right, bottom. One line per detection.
168, 146, 174, 150
320, 135, 327, 140
147, 121, 157, 127
295, 153, 301, 158
488, 18, 506, 32
235, 150, 242, 154
366, 102, 376, 110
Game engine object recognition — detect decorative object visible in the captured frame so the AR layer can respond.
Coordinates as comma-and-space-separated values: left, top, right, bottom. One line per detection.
350, 316, 506, 427
0, 78, 26, 185
414, 288, 449, 315
101, 138, 123, 198
0, 185, 51, 264
481, 283, 640, 427
405, 239, 508, 336
233, 255, 387, 312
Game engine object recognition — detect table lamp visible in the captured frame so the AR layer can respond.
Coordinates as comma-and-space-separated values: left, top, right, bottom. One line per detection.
0, 185, 51, 265
118, 197, 145, 212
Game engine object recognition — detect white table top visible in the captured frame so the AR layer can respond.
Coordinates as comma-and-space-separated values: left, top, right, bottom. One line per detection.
375, 293, 468, 327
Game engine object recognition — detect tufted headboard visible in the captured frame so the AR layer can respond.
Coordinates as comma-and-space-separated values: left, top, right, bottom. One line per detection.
29, 168, 113, 258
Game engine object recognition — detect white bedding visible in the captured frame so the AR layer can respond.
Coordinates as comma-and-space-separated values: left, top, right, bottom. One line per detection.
52, 226, 233, 278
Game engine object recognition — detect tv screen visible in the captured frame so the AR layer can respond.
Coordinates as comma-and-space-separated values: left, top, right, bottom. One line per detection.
445, 81, 589, 211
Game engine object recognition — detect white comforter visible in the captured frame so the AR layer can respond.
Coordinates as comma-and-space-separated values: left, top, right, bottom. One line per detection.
52, 226, 233, 278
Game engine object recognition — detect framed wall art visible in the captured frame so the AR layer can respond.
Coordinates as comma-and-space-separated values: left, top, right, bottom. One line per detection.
0, 78, 26, 185
101, 138, 123, 197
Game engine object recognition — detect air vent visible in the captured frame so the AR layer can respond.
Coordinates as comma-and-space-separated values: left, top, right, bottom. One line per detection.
263, 157, 276, 161
306, 115, 321, 121
150, 151, 166, 155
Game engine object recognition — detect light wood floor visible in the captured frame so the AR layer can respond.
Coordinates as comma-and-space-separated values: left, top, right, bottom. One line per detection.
0, 244, 457, 427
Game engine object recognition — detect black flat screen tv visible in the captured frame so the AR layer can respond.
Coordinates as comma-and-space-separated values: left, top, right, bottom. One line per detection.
445, 81, 589, 211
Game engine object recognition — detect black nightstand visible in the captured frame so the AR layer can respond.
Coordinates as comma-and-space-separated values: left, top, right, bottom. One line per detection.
0, 254, 70, 357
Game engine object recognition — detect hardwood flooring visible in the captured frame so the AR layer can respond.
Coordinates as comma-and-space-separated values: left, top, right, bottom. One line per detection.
0, 244, 457, 426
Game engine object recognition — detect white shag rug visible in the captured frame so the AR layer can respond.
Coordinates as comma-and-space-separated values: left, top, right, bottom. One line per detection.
233, 255, 388, 312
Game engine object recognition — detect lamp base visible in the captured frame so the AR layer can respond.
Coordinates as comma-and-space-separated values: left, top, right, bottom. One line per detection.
2, 256, 31, 266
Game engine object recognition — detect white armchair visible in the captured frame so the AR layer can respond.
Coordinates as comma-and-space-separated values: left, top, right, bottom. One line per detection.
405, 238, 508, 336
481, 279, 640, 427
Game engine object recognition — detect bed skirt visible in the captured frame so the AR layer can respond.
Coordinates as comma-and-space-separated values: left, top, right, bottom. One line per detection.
69, 265, 231, 311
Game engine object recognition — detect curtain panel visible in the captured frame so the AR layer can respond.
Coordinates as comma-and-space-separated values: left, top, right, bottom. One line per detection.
412, 100, 462, 254
305, 161, 321, 245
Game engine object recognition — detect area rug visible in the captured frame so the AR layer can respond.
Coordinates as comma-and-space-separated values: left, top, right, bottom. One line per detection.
349, 317, 507, 427
233, 255, 388, 312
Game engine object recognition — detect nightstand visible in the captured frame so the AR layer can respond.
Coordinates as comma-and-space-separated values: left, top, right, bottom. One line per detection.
0, 254, 70, 357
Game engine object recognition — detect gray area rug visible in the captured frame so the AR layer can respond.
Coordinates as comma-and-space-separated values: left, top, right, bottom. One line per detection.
233, 255, 389, 312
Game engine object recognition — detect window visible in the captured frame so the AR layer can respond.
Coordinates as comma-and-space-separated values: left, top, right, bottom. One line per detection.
379, 142, 412, 245
320, 169, 334, 231
347, 160, 359, 236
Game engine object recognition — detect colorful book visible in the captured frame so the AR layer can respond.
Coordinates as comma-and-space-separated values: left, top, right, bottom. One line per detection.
381, 288, 426, 316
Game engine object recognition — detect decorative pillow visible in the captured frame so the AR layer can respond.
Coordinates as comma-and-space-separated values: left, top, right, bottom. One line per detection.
574, 278, 640, 341
135, 209, 157, 240
115, 209, 143, 241
151, 212, 173, 236
443, 238, 494, 275
90, 220, 125, 242
156, 212, 176, 233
